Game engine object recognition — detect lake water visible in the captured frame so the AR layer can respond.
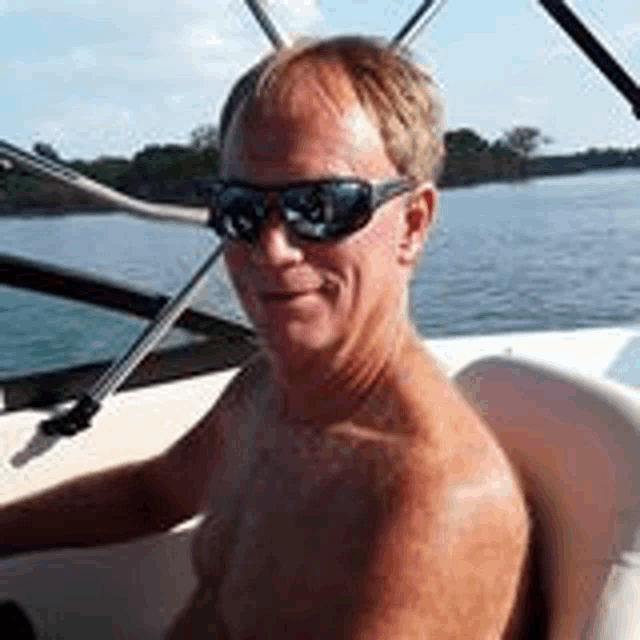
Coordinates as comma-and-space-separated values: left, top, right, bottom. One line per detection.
1, 168, 639, 377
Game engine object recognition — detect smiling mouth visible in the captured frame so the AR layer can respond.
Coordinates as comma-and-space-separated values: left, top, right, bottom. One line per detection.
264, 291, 305, 299
261, 291, 312, 302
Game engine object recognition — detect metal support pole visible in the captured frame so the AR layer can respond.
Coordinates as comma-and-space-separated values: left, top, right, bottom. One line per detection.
40, 241, 227, 436
391, 0, 438, 47
539, 0, 640, 119
244, 0, 292, 49
0, 140, 209, 226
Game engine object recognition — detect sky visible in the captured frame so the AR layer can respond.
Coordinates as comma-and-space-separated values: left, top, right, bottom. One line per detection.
1, 0, 639, 161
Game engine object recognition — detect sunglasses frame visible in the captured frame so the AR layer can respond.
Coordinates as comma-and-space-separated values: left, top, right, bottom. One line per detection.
205, 176, 414, 243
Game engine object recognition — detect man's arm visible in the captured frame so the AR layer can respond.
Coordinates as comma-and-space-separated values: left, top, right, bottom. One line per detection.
0, 461, 163, 558
0, 354, 265, 560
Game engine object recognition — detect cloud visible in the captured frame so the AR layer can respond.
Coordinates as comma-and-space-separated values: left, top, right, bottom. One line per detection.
70, 47, 97, 70
33, 103, 133, 154
509, 94, 552, 133
4, 0, 190, 17
616, 22, 640, 48
184, 25, 223, 49
515, 95, 550, 106
536, 43, 573, 64
274, 0, 323, 25
2, 0, 325, 158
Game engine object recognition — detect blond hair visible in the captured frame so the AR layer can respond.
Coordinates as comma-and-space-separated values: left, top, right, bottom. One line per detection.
219, 35, 445, 183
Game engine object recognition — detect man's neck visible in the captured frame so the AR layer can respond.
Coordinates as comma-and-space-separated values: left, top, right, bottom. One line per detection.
265, 308, 421, 428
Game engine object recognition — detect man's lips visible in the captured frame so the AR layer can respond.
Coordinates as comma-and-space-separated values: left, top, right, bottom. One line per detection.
260, 290, 314, 301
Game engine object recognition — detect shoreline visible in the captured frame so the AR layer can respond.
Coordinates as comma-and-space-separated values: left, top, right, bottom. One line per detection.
1, 164, 638, 216
0, 204, 114, 216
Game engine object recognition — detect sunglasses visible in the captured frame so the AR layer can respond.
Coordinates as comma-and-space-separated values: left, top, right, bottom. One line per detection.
204, 177, 413, 243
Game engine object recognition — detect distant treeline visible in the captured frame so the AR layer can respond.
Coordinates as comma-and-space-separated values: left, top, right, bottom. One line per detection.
1, 124, 639, 211
439, 127, 640, 187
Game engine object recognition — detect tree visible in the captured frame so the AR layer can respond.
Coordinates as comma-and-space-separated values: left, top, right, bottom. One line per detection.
190, 124, 219, 152
502, 127, 552, 159
488, 140, 518, 179
72, 156, 130, 190
120, 143, 219, 202
33, 142, 61, 162
444, 128, 489, 158
439, 128, 493, 186
501, 127, 552, 178
129, 144, 197, 180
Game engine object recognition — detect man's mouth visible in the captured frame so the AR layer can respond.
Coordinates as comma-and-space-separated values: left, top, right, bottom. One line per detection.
261, 290, 311, 301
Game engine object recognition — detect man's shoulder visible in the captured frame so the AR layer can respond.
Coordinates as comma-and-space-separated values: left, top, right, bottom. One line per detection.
352, 406, 532, 639
378, 339, 532, 590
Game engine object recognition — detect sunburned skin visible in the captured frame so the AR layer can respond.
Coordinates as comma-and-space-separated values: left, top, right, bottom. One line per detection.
165, 56, 532, 639
166, 344, 532, 640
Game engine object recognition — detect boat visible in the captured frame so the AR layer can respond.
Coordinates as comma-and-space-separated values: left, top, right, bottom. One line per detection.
1, 1, 639, 638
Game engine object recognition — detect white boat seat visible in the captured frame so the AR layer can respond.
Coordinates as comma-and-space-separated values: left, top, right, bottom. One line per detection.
0, 517, 202, 640
454, 355, 640, 640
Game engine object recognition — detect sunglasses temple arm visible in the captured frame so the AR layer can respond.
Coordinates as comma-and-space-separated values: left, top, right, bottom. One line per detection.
391, 0, 438, 48
244, 0, 292, 49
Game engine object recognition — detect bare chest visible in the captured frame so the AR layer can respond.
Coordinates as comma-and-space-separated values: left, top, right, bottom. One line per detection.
216, 423, 407, 639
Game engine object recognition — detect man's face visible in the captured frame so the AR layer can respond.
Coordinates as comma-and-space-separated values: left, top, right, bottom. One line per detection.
220, 71, 414, 361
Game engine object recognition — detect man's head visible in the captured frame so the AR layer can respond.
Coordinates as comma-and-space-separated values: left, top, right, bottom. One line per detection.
214, 36, 445, 364
219, 35, 444, 184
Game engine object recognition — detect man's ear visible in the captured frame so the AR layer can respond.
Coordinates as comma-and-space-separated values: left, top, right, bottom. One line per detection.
398, 183, 437, 265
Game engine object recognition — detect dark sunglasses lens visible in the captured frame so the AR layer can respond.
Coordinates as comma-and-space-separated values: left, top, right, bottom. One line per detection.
213, 187, 266, 241
281, 182, 370, 239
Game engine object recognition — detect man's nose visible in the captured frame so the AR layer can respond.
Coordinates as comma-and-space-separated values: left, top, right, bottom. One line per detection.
253, 207, 304, 267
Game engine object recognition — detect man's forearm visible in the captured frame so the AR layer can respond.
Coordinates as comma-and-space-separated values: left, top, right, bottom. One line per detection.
0, 461, 161, 559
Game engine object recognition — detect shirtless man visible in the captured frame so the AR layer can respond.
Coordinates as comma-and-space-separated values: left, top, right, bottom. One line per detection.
1, 37, 532, 639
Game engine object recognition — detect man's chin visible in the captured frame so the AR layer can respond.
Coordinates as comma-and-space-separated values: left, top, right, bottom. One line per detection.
259, 323, 336, 360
